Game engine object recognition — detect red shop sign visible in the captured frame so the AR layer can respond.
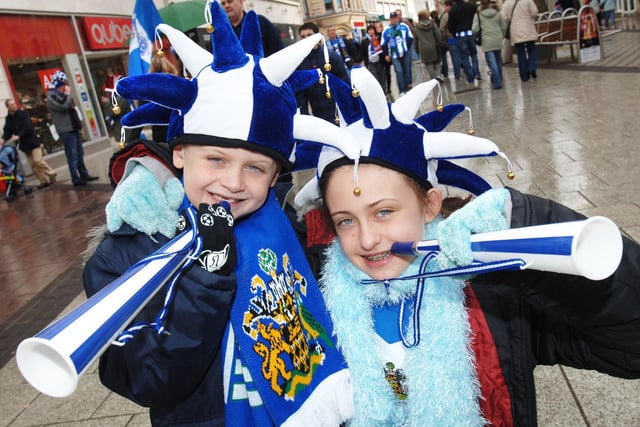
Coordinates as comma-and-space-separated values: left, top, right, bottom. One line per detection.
81, 16, 133, 50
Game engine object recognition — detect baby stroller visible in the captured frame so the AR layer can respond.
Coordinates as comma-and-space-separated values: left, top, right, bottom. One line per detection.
0, 142, 32, 202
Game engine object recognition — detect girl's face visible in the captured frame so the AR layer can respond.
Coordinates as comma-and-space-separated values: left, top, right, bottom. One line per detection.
173, 144, 280, 219
324, 163, 442, 280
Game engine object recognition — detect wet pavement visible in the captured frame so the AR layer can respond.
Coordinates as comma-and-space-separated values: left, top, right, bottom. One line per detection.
1, 15, 640, 426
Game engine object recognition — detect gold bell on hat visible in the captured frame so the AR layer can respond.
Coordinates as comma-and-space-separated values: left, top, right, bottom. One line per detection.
118, 139, 126, 150
467, 127, 475, 135
206, 24, 215, 33
112, 104, 121, 115
156, 49, 164, 58
326, 90, 332, 99
507, 171, 515, 180
319, 74, 325, 85
436, 103, 444, 112
351, 88, 360, 97
324, 63, 332, 72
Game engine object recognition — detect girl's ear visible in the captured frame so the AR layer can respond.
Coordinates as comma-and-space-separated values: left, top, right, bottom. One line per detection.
423, 188, 443, 223
172, 145, 185, 169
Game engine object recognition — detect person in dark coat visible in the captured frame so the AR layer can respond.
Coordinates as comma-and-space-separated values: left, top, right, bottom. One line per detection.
295, 22, 349, 124
1, 99, 56, 188
221, 0, 283, 56
357, 23, 388, 94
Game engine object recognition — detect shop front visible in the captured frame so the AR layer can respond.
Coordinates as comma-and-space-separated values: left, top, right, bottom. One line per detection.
0, 13, 131, 155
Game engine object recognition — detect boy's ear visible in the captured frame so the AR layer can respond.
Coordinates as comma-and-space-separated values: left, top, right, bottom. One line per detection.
172, 145, 185, 169
269, 165, 282, 187
423, 188, 443, 223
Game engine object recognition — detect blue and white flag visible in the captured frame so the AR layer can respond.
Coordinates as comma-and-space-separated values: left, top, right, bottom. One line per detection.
129, 0, 163, 76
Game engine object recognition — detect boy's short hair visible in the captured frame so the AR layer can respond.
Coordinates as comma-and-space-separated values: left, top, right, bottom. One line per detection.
299, 22, 319, 34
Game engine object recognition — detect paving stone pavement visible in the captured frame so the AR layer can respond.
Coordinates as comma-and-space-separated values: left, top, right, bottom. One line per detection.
1, 16, 640, 426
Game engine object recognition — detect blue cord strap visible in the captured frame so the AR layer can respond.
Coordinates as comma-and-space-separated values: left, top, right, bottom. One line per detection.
113, 206, 203, 345
362, 254, 526, 348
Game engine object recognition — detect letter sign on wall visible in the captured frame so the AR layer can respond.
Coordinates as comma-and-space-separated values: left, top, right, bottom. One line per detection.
81, 17, 133, 50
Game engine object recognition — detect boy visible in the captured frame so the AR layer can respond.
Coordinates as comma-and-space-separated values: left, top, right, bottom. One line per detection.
83, 4, 351, 426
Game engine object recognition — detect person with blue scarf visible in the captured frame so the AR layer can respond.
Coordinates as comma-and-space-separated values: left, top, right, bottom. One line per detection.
292, 66, 640, 426
82, 2, 353, 425
381, 12, 414, 96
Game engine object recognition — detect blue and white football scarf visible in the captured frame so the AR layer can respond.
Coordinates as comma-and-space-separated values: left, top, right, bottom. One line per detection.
224, 189, 348, 426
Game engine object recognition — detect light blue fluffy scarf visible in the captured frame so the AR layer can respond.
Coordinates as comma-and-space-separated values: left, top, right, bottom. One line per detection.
321, 217, 485, 427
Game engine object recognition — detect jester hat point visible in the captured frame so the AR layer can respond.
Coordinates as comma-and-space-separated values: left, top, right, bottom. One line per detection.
115, 1, 325, 170
294, 66, 513, 206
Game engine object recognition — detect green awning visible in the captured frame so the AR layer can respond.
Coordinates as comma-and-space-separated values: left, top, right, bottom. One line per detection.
159, 0, 208, 32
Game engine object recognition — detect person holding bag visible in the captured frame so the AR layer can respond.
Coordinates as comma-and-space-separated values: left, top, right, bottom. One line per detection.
502, 0, 538, 81
46, 71, 98, 186
473, 0, 507, 89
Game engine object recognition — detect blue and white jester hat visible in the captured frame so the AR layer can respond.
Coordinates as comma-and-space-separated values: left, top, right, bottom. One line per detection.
50, 70, 68, 89
294, 66, 514, 205
114, 0, 328, 170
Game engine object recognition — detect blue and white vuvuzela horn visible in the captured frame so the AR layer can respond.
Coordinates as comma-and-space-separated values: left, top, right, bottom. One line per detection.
391, 216, 623, 281
16, 228, 198, 398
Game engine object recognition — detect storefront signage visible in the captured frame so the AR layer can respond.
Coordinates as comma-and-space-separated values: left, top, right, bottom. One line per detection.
81, 17, 133, 50
38, 68, 64, 93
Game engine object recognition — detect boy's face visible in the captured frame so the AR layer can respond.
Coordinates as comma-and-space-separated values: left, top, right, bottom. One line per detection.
324, 163, 441, 280
173, 144, 280, 219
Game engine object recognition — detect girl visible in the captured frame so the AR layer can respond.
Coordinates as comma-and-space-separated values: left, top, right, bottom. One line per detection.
294, 66, 640, 426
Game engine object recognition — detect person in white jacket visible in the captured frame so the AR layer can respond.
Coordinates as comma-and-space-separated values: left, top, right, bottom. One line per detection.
502, 0, 538, 81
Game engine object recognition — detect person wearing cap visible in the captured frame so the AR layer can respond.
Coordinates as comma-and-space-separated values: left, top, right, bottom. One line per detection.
291, 66, 640, 426
83, 3, 352, 426
381, 11, 414, 96
447, 0, 482, 83
45, 71, 99, 186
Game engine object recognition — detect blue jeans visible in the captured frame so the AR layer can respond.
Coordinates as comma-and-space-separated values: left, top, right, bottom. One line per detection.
515, 41, 537, 81
484, 50, 503, 89
60, 131, 90, 184
456, 36, 480, 83
602, 10, 615, 28
456, 35, 480, 82
391, 53, 413, 93
448, 38, 462, 80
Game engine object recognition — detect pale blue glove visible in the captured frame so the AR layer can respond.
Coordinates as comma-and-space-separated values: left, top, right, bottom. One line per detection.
106, 162, 184, 238
436, 188, 510, 269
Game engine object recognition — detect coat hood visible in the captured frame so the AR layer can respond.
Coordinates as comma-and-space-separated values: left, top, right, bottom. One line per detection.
416, 19, 436, 31
479, 7, 500, 18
